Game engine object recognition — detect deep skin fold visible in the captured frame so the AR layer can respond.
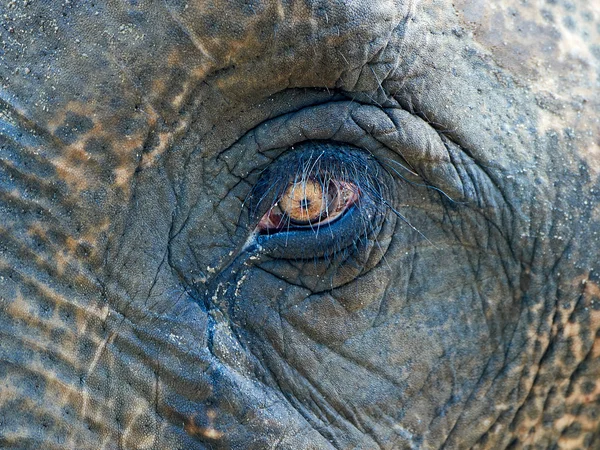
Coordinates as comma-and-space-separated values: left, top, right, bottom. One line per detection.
0, 0, 599, 449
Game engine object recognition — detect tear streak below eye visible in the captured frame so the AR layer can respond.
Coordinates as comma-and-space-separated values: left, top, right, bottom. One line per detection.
256, 179, 360, 233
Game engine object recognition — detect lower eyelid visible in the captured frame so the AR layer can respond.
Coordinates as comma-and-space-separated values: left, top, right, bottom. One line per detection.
255, 203, 370, 259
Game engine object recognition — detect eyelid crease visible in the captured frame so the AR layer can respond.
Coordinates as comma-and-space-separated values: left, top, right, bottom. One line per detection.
350, 105, 470, 203
221, 100, 474, 204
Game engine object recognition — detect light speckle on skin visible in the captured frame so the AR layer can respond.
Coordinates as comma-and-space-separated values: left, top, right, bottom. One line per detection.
234, 272, 248, 297
455, 0, 600, 175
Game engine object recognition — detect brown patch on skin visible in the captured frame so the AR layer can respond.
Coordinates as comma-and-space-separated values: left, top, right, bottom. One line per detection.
171, 79, 191, 109
140, 129, 176, 169
46, 101, 96, 134
150, 78, 168, 102
26, 222, 48, 241
81, 218, 111, 248
3, 281, 102, 339
38, 98, 155, 262
131, 52, 216, 169
515, 275, 600, 448
183, 411, 224, 440
52, 118, 145, 194
52, 166, 87, 192
556, 280, 600, 447
3, 288, 32, 328
0, 288, 79, 372
170, 0, 403, 103
582, 278, 600, 328
27, 217, 107, 276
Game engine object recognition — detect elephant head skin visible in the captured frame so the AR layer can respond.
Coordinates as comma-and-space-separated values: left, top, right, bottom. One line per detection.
0, 0, 599, 448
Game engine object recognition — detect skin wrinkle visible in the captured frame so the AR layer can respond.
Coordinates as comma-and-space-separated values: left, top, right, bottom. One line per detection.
456, 315, 526, 435
498, 303, 556, 442
290, 298, 400, 389
250, 342, 337, 445
221, 99, 475, 212
266, 334, 378, 448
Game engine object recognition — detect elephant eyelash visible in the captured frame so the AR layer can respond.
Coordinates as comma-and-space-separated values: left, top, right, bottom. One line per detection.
240, 144, 398, 264
242, 140, 444, 267
248, 146, 385, 231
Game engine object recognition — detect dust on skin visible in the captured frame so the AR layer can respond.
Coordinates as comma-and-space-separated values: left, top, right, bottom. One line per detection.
454, 0, 600, 176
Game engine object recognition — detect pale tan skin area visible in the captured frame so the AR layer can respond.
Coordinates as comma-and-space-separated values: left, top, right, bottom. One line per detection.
455, 0, 600, 176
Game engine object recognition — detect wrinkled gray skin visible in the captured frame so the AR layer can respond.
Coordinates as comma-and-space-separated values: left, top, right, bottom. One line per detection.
1, 1, 600, 449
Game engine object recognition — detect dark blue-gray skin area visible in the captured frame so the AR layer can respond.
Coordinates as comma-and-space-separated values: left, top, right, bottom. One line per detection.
1, 1, 599, 449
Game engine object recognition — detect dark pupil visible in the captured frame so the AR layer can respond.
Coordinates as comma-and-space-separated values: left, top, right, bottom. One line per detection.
300, 198, 310, 210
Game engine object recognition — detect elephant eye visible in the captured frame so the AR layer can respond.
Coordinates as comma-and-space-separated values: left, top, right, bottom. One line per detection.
256, 178, 360, 233
245, 141, 388, 261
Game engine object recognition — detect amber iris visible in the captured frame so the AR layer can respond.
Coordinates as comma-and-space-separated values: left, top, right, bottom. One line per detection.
279, 179, 325, 224
255, 177, 359, 233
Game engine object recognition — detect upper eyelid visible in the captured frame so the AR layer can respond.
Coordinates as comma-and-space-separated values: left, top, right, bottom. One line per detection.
248, 143, 387, 263
220, 101, 473, 204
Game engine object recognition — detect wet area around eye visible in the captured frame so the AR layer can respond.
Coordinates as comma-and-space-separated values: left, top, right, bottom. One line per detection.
169, 94, 480, 301
185, 139, 394, 305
